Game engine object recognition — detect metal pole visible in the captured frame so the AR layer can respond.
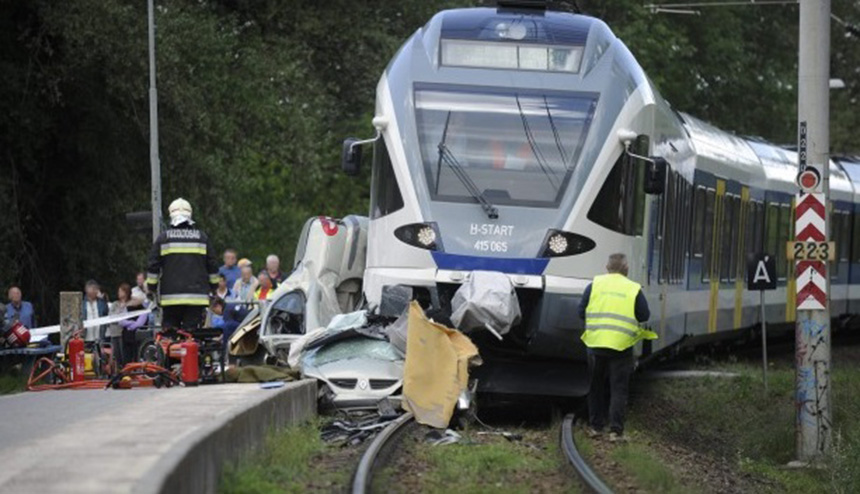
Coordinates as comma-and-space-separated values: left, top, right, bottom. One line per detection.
760, 290, 768, 395
795, 0, 831, 463
148, 0, 162, 242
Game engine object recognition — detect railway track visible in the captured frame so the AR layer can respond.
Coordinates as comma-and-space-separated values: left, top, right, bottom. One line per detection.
350, 411, 614, 494
351, 412, 415, 494
560, 413, 614, 494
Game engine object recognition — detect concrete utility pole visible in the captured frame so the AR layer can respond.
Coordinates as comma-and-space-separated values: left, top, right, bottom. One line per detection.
148, 0, 162, 242
794, 0, 831, 463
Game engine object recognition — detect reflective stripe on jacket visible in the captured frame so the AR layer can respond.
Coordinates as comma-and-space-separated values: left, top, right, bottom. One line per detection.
581, 273, 657, 351
146, 223, 219, 306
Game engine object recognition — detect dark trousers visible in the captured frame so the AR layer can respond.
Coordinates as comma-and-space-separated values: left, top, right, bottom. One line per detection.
110, 331, 138, 367
162, 306, 206, 331
587, 348, 634, 434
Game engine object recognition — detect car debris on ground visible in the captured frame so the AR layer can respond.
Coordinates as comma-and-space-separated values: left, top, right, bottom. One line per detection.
223, 216, 497, 435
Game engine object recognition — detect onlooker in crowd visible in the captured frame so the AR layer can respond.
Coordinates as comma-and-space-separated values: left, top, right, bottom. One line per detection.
128, 272, 149, 308
255, 272, 274, 300
82, 280, 109, 341
215, 274, 231, 300
263, 254, 285, 287
219, 249, 241, 290
209, 297, 243, 351
232, 258, 258, 303
5, 286, 35, 328
108, 283, 148, 366
208, 297, 226, 330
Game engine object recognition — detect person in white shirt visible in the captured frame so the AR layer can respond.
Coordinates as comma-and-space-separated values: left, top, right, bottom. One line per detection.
81, 280, 108, 341
231, 259, 259, 303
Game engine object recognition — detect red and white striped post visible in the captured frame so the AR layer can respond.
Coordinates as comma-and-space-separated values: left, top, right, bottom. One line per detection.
793, 0, 831, 464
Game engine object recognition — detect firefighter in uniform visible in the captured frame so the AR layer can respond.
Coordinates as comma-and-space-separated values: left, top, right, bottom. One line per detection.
578, 253, 657, 442
146, 198, 220, 331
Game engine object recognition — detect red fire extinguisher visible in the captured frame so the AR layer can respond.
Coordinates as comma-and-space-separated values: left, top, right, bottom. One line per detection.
181, 339, 199, 386
69, 336, 85, 382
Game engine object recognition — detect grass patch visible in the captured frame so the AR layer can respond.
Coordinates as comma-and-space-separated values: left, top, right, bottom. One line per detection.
610, 442, 685, 494
0, 370, 27, 395
220, 419, 323, 494
419, 441, 550, 492
380, 427, 580, 494
629, 349, 860, 493
572, 428, 594, 458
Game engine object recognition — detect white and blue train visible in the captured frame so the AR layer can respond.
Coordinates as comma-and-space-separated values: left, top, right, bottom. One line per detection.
334, 2, 860, 397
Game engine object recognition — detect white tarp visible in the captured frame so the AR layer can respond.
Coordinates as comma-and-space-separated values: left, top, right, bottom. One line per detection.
450, 271, 521, 337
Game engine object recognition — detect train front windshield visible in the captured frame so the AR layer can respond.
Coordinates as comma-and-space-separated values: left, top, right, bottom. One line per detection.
415, 84, 598, 208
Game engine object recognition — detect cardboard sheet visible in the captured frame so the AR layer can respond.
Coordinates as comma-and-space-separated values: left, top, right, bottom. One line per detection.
402, 301, 479, 428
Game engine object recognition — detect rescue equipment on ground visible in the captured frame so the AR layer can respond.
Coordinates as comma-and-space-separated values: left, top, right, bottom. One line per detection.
69, 335, 86, 382
139, 327, 225, 385
3, 321, 31, 348
181, 339, 199, 386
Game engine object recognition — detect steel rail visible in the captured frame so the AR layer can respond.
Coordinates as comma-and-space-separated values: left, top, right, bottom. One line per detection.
560, 414, 614, 494
351, 412, 414, 494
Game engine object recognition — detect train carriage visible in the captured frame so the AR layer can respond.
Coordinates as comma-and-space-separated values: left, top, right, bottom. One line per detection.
333, 2, 860, 397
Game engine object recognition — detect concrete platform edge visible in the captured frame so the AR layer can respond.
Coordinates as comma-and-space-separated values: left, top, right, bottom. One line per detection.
133, 380, 317, 494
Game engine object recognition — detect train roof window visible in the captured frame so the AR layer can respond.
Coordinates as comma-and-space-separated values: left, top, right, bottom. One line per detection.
440, 9, 591, 45
441, 39, 583, 72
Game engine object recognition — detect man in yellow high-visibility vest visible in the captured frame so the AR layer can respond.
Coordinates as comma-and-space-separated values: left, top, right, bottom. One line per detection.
578, 253, 657, 442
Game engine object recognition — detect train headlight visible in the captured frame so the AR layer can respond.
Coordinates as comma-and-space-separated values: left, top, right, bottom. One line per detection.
539, 229, 596, 258
417, 226, 437, 247
547, 234, 568, 255
394, 223, 444, 251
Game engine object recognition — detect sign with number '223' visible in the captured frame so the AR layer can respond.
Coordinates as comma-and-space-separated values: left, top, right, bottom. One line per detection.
786, 241, 835, 261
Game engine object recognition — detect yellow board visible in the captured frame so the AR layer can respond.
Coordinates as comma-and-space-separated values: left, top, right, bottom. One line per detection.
786, 241, 836, 261
402, 301, 480, 428
708, 180, 726, 333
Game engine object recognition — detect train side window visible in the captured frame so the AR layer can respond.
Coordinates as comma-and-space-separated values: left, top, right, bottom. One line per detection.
702, 188, 716, 282
853, 212, 860, 264
659, 170, 676, 283
720, 195, 736, 282
730, 195, 741, 282
832, 211, 845, 277
744, 201, 756, 257
680, 180, 693, 282
370, 139, 404, 219
588, 154, 646, 236
692, 186, 706, 258
765, 203, 779, 261
777, 204, 791, 279
839, 212, 850, 263
754, 201, 765, 254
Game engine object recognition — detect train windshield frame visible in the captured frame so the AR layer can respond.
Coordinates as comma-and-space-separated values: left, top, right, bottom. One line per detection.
414, 83, 598, 208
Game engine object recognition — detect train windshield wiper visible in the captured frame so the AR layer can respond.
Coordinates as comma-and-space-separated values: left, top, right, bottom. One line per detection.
436, 112, 499, 220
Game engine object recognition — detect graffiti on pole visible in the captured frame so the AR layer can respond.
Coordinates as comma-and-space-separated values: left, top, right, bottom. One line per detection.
795, 316, 831, 454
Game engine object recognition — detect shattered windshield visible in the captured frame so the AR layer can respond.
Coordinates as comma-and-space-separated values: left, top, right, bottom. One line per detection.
415, 84, 597, 208
306, 338, 402, 367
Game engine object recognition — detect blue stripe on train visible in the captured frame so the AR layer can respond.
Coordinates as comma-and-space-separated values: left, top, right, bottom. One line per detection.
431, 252, 549, 275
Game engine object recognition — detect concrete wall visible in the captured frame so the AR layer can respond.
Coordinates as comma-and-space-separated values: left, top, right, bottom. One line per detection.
134, 380, 317, 494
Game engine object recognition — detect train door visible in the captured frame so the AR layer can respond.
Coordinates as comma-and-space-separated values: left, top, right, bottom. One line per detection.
707, 179, 726, 333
